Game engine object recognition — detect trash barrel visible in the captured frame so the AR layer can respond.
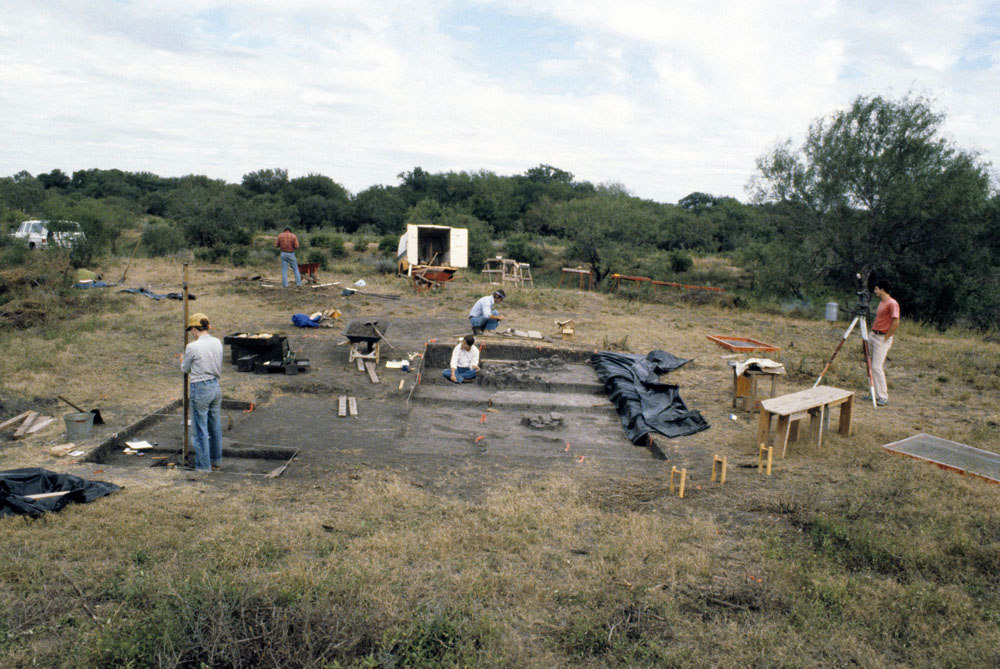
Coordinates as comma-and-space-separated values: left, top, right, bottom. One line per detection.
825, 302, 839, 322
64, 412, 95, 441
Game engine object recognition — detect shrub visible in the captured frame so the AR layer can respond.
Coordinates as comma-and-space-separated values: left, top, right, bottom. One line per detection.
194, 245, 230, 263
0, 235, 30, 269
230, 247, 249, 267
141, 221, 186, 256
379, 235, 398, 257
669, 250, 693, 274
307, 249, 329, 270
360, 253, 397, 274
310, 233, 331, 248
329, 235, 346, 258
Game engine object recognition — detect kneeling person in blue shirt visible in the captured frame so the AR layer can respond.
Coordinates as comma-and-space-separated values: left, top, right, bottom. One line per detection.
469, 289, 505, 334
444, 335, 480, 383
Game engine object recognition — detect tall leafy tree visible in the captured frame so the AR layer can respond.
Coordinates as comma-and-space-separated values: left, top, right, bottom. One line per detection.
749, 94, 994, 325
241, 168, 289, 196
549, 193, 662, 283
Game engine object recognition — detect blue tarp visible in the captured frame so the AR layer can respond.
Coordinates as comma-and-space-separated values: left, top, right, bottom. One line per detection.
292, 313, 321, 327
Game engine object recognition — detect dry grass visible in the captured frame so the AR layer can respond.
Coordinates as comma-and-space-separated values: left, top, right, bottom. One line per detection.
1, 254, 999, 667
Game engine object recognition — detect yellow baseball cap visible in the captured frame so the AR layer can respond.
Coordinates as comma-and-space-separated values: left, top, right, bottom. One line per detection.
187, 312, 209, 329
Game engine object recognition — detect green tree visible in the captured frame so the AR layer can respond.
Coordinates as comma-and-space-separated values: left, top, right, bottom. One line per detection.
549, 193, 661, 283
749, 94, 995, 326
288, 174, 350, 203
352, 185, 407, 234
241, 168, 289, 196
0, 171, 45, 213
37, 168, 71, 190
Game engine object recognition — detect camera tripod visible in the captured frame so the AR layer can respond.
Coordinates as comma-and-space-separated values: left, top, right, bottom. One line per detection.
814, 304, 878, 408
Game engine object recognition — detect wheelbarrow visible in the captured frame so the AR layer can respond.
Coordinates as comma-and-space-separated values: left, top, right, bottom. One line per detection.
344, 319, 390, 366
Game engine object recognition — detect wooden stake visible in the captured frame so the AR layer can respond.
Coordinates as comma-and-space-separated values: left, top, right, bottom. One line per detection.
398, 379, 405, 390
712, 454, 727, 484
669, 466, 687, 498
758, 444, 773, 475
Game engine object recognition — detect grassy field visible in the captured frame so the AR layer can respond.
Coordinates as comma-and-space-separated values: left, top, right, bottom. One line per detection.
1, 252, 999, 668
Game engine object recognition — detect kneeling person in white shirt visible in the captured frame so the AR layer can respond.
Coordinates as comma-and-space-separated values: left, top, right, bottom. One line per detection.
444, 335, 480, 383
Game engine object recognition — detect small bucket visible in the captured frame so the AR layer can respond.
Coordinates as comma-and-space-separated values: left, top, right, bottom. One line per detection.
824, 302, 839, 322
64, 412, 95, 441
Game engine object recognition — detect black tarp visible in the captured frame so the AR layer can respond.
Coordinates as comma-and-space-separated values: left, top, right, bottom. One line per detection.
0, 468, 120, 518
591, 350, 710, 444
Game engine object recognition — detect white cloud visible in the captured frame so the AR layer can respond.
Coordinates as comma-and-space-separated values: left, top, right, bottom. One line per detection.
1, 0, 997, 202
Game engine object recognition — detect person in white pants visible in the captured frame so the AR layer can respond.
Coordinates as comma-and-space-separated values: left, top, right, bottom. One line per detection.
866, 280, 900, 406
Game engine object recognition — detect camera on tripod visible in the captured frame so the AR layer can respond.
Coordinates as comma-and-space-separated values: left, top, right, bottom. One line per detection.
853, 273, 871, 318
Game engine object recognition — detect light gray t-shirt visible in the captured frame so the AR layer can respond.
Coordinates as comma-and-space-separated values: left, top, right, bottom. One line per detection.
181, 334, 223, 383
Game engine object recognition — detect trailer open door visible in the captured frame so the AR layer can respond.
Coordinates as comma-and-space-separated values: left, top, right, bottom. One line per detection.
448, 227, 468, 268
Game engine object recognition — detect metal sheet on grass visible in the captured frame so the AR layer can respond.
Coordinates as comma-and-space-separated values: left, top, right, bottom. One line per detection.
882, 433, 1000, 484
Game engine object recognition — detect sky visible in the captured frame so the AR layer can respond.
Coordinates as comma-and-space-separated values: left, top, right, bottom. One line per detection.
1, 0, 998, 203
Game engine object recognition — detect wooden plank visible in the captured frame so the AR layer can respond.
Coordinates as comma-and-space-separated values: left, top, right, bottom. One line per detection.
356, 356, 365, 372
25, 416, 56, 434
338, 395, 347, 417
757, 411, 772, 448
12, 411, 39, 438
0, 410, 33, 431
364, 361, 380, 383
348, 397, 358, 416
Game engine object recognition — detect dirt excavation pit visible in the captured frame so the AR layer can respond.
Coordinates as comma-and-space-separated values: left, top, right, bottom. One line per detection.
86, 339, 715, 481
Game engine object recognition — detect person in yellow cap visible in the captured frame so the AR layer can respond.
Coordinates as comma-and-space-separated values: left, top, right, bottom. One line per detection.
181, 313, 223, 472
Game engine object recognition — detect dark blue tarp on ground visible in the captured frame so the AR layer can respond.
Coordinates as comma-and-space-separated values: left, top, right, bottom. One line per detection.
292, 313, 321, 327
0, 468, 120, 518
591, 350, 710, 443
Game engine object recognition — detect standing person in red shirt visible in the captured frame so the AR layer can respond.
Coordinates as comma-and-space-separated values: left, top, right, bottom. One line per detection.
865, 279, 900, 406
275, 227, 302, 288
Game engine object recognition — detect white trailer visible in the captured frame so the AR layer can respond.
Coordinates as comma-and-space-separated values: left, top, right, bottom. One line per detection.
396, 224, 468, 275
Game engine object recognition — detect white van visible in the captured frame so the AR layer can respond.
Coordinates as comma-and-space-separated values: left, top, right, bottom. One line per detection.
12, 220, 85, 249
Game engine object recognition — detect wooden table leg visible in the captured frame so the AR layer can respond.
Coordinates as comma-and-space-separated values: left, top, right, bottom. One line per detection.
810, 405, 825, 448
777, 415, 793, 458
839, 394, 854, 436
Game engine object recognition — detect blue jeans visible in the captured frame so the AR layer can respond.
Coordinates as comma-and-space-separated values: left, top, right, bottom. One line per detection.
470, 309, 500, 332
443, 367, 477, 383
280, 252, 302, 287
189, 379, 223, 471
